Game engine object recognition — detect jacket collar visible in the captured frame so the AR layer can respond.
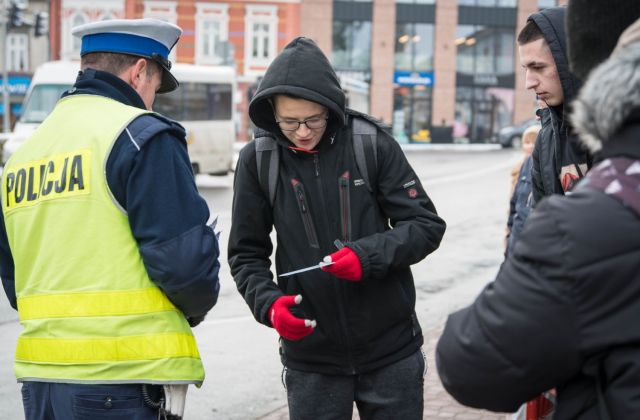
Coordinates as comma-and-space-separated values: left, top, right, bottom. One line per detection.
62, 68, 147, 110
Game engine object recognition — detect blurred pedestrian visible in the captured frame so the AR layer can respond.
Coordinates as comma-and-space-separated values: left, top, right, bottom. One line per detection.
228, 37, 445, 420
506, 124, 540, 256
517, 7, 592, 204
435, 1, 640, 418
0, 19, 220, 419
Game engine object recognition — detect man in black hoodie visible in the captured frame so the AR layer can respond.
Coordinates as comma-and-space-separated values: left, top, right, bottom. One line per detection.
518, 6, 591, 203
436, 2, 640, 418
228, 37, 445, 419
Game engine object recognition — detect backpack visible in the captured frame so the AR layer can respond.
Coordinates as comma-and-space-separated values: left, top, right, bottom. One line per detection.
254, 110, 386, 206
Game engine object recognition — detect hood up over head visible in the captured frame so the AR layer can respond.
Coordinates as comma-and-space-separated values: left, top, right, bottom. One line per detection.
248, 37, 346, 140
528, 7, 581, 106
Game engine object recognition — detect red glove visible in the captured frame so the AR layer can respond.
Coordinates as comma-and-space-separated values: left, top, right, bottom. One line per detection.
269, 295, 316, 341
321, 247, 362, 281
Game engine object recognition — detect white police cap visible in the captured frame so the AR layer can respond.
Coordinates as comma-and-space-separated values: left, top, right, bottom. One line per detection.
72, 18, 182, 93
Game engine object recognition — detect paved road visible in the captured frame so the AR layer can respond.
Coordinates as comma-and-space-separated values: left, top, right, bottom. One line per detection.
0, 146, 521, 419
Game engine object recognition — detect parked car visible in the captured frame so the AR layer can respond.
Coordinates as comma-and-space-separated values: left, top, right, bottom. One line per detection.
494, 119, 540, 148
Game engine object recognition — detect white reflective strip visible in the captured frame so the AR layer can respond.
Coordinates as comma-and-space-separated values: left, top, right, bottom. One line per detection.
126, 128, 141, 151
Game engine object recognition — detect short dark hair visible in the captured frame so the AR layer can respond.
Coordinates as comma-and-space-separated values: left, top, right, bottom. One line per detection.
517, 20, 544, 45
81, 52, 160, 78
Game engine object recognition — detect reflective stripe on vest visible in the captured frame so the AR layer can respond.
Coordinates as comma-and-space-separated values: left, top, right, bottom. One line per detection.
18, 288, 176, 320
2, 95, 204, 385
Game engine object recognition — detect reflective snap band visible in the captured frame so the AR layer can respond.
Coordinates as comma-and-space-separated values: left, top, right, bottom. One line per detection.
18, 288, 177, 321
16, 332, 199, 362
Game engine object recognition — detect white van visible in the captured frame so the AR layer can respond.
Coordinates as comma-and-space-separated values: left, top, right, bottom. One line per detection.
3, 61, 236, 175
2, 61, 78, 164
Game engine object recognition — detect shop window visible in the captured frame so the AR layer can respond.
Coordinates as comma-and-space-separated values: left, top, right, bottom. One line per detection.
395, 22, 434, 71
332, 20, 372, 71
392, 86, 432, 144
455, 25, 515, 142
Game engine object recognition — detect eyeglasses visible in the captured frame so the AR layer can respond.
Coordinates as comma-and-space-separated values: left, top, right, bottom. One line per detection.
275, 116, 328, 132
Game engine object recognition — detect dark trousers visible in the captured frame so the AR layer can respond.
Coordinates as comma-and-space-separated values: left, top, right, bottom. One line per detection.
285, 349, 426, 420
21, 382, 161, 420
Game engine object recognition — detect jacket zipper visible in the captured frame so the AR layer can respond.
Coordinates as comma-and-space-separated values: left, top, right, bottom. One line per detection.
337, 170, 356, 373
338, 171, 351, 242
290, 179, 320, 248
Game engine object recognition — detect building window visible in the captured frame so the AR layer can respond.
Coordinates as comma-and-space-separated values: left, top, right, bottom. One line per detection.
143, 1, 177, 22
393, 86, 432, 144
454, 25, 515, 143
196, 3, 229, 65
332, 21, 371, 71
71, 13, 87, 56
392, 22, 434, 143
244, 5, 278, 74
458, 0, 516, 6
252, 23, 270, 60
395, 23, 434, 71
396, 0, 435, 3
6, 34, 29, 72
144, 1, 177, 61
60, 0, 125, 60
538, 0, 556, 8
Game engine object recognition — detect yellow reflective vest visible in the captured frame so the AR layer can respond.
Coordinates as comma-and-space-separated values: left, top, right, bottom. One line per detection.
1, 95, 205, 385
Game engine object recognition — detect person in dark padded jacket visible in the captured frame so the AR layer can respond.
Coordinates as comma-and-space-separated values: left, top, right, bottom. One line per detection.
436, 2, 640, 419
228, 37, 445, 419
518, 6, 592, 204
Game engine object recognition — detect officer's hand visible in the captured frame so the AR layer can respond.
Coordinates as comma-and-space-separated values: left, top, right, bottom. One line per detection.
321, 247, 362, 281
269, 295, 316, 341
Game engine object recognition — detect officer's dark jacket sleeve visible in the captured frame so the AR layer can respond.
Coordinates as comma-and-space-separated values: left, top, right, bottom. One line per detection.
228, 143, 281, 325
347, 130, 446, 280
0, 207, 16, 309
107, 115, 220, 320
435, 198, 581, 412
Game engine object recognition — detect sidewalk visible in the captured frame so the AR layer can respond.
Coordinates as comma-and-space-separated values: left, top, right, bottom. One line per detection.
258, 324, 505, 420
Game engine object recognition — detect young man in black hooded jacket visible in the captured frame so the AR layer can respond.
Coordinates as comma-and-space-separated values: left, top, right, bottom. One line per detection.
228, 37, 445, 419
518, 6, 592, 204
436, 1, 640, 418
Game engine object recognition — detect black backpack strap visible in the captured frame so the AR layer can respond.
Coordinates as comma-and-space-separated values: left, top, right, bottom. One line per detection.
254, 132, 279, 207
351, 117, 378, 194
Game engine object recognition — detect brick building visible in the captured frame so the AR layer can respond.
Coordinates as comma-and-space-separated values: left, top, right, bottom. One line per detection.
4, 0, 567, 143
302, 0, 567, 143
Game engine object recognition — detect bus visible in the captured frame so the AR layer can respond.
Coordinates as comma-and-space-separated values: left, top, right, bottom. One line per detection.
3, 61, 236, 175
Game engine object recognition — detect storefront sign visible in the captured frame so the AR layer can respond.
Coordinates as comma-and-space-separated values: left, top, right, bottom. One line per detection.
393, 71, 434, 87
0, 76, 31, 95
456, 73, 515, 88
473, 74, 499, 86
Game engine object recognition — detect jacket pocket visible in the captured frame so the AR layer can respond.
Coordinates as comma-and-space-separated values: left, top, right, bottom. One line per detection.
338, 171, 351, 242
291, 178, 319, 248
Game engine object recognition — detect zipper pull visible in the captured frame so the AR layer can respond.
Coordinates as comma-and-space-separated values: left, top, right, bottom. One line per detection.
297, 190, 307, 212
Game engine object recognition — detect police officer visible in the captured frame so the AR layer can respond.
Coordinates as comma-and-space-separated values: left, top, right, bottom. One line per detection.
0, 19, 220, 419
